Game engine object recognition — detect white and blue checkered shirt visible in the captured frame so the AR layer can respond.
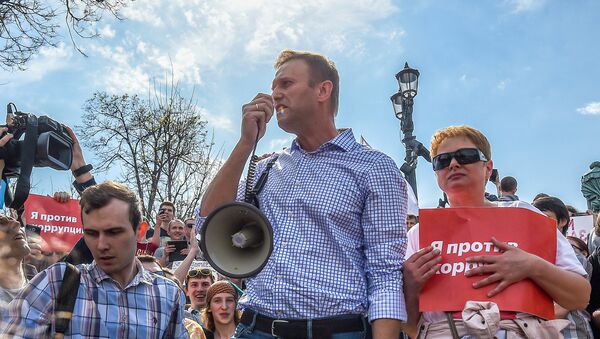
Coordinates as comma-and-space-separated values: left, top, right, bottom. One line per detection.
2, 260, 188, 338
197, 128, 408, 321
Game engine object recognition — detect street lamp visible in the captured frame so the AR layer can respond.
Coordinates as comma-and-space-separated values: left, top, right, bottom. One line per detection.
390, 63, 431, 201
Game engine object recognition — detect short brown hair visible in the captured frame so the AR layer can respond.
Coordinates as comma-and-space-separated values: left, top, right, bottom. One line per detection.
159, 201, 175, 215
430, 125, 492, 160
80, 181, 142, 231
275, 49, 340, 115
185, 268, 215, 286
137, 255, 159, 264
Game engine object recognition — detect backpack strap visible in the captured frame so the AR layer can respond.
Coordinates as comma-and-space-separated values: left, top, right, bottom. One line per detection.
53, 263, 81, 339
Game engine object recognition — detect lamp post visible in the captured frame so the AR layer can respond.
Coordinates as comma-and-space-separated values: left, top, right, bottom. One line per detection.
390, 63, 431, 201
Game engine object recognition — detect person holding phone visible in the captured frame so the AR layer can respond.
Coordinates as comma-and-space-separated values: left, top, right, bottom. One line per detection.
155, 219, 189, 268
146, 201, 176, 244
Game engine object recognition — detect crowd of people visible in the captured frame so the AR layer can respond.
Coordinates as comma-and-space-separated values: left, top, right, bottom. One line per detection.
0, 49, 598, 339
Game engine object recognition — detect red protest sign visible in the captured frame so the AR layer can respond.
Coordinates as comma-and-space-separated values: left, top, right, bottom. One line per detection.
419, 207, 556, 320
24, 194, 82, 252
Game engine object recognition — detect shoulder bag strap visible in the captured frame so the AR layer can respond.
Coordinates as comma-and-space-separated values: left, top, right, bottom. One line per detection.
53, 263, 81, 339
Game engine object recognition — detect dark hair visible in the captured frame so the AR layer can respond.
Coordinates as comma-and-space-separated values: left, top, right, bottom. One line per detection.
80, 181, 142, 231
137, 255, 160, 264
565, 205, 580, 216
533, 196, 570, 235
159, 201, 176, 216
407, 214, 418, 221
275, 49, 340, 115
566, 236, 589, 257
533, 193, 550, 202
500, 176, 517, 193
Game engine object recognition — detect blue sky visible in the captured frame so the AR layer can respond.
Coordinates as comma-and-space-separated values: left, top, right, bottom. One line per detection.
1, 0, 599, 211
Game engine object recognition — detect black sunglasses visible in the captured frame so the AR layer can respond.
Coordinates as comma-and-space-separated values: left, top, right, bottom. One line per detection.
432, 148, 487, 171
185, 223, 194, 228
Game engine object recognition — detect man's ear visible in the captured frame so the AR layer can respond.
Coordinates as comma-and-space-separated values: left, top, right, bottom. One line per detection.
316, 80, 333, 104
485, 159, 494, 180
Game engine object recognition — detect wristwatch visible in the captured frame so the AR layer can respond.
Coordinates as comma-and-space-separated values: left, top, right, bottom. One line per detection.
72, 164, 93, 177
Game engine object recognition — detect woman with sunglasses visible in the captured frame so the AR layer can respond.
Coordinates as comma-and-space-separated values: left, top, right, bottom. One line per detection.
202, 281, 241, 339
401, 125, 590, 338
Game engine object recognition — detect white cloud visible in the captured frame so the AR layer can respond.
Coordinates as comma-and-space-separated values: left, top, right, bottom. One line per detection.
120, 2, 164, 26
577, 102, 600, 115
0, 43, 72, 86
269, 137, 294, 151
99, 25, 116, 38
88, 43, 150, 94
505, 0, 546, 13
204, 111, 234, 131
89, 0, 399, 89
497, 79, 509, 90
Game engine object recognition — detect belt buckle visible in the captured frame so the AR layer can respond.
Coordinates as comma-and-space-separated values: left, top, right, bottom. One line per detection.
271, 319, 289, 337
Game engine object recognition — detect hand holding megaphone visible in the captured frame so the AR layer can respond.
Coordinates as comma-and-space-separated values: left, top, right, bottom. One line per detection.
200, 112, 275, 279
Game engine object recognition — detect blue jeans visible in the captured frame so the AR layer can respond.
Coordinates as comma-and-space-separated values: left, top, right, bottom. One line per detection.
234, 312, 370, 339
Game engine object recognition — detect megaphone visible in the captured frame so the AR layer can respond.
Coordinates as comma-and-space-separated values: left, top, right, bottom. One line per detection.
200, 201, 273, 278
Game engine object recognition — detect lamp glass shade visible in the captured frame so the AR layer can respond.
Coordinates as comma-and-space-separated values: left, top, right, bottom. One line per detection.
390, 93, 403, 119
396, 63, 420, 99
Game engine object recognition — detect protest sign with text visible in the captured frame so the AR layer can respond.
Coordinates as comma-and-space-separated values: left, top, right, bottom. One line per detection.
24, 194, 82, 252
419, 207, 556, 320
565, 215, 594, 242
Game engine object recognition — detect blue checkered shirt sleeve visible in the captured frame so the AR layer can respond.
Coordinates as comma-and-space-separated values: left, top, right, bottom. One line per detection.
363, 155, 408, 321
195, 129, 408, 321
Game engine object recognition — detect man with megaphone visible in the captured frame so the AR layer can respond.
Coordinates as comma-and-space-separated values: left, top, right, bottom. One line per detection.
198, 49, 409, 339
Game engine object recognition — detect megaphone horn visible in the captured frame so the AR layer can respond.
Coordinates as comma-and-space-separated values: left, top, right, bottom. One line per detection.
200, 201, 273, 279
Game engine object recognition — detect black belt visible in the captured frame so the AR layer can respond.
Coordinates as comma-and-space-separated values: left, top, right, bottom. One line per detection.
240, 309, 365, 339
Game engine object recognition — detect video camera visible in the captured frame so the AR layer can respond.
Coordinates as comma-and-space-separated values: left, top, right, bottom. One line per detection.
1, 103, 73, 212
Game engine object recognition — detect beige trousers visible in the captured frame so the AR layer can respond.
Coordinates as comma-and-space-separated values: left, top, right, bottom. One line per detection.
416, 301, 570, 339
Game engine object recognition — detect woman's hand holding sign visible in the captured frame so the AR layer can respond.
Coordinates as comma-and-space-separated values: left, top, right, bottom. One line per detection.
402, 245, 443, 338
465, 236, 590, 310
464, 237, 537, 297
404, 245, 443, 292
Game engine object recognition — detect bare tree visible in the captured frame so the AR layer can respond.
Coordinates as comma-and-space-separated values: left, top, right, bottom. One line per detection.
77, 79, 222, 224
0, 0, 128, 70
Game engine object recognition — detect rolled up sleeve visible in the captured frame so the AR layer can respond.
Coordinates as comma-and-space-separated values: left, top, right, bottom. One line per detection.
362, 156, 408, 321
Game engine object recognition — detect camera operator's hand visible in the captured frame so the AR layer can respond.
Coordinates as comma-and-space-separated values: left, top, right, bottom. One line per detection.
0, 127, 14, 173
65, 126, 92, 183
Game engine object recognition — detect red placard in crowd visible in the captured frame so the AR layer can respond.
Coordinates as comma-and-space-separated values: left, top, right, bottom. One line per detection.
419, 207, 556, 320
24, 194, 82, 252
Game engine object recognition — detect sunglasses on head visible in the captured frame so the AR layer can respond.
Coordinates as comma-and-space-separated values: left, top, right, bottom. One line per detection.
432, 148, 488, 171
187, 268, 212, 278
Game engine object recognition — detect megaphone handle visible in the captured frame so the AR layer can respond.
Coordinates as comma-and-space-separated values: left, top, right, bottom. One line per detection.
244, 129, 260, 204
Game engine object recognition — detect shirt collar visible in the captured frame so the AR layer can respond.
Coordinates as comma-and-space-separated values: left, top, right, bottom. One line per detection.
290, 128, 357, 154
90, 258, 153, 288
